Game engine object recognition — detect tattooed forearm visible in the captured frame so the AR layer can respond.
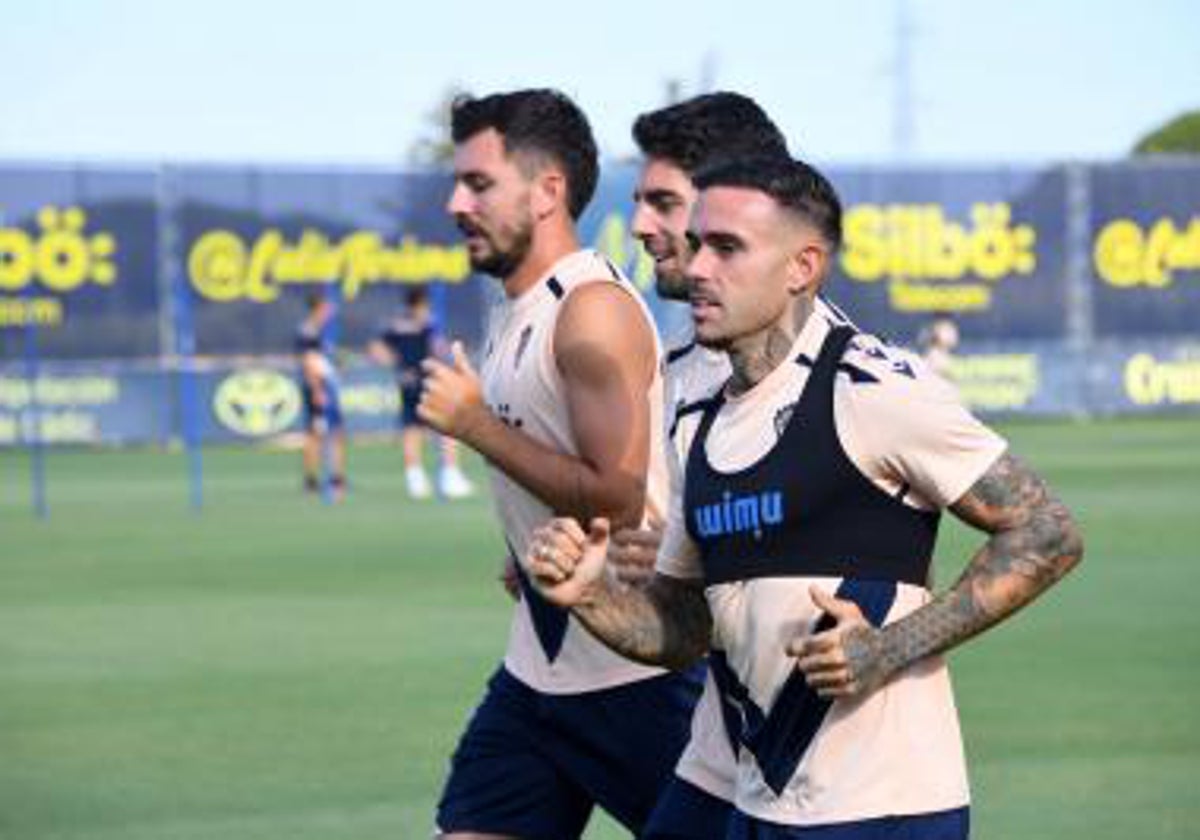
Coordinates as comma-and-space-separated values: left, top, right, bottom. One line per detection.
868, 453, 1084, 680
575, 573, 711, 670
728, 296, 815, 396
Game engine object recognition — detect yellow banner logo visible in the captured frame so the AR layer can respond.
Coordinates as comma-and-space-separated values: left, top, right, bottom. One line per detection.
1094, 217, 1200, 289
213, 370, 301, 436
188, 229, 471, 303
841, 202, 1037, 313
0, 206, 118, 293
0, 206, 118, 327
1124, 352, 1200, 406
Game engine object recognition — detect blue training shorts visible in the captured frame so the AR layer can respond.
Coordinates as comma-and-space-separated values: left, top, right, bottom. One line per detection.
726, 807, 969, 840
302, 383, 343, 431
642, 774, 734, 839
399, 383, 423, 428
437, 665, 702, 840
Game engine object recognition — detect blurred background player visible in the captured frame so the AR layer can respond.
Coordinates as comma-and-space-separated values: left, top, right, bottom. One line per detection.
917, 311, 960, 381
296, 291, 346, 499
369, 286, 474, 499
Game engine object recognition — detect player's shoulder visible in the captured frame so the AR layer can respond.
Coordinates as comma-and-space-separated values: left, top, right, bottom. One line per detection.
663, 322, 699, 365
555, 253, 647, 324
834, 329, 958, 404
667, 353, 729, 406
554, 248, 627, 285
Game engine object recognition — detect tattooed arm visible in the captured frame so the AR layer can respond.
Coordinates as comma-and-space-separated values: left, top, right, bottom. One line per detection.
792, 452, 1084, 698
577, 572, 712, 670
526, 516, 712, 670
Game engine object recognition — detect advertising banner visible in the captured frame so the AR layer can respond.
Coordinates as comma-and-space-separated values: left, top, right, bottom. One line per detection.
0, 167, 160, 358
173, 168, 484, 356
1090, 162, 1200, 338
822, 167, 1069, 343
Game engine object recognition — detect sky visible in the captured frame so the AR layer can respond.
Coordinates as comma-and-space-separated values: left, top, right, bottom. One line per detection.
4, 0, 1198, 167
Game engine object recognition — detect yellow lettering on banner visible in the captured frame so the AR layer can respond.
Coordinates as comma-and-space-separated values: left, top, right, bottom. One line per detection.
841, 202, 1037, 285
186, 231, 247, 302
889, 281, 991, 313
0, 229, 35, 291
188, 228, 471, 303
0, 376, 120, 409
0, 296, 63, 326
1095, 217, 1200, 289
245, 231, 286, 303
1124, 353, 1200, 406
339, 383, 400, 415
946, 354, 1039, 411
841, 205, 887, 281
0, 207, 119, 296
0, 410, 101, 444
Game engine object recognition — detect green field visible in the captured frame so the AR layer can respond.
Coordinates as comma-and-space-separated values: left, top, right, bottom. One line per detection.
3, 417, 1199, 840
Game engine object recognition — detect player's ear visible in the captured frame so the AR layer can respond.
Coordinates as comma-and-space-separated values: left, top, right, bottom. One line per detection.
786, 241, 826, 296
532, 168, 566, 221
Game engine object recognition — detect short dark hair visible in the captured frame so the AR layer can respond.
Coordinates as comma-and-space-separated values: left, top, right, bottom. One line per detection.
405, 286, 429, 308
693, 155, 843, 251
632, 92, 789, 175
451, 88, 599, 220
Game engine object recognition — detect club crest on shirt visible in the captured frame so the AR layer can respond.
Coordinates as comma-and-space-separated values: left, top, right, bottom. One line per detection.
774, 402, 797, 439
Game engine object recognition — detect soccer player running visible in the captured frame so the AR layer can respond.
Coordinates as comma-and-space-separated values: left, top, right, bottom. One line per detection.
369, 286, 474, 499
296, 291, 346, 499
525, 156, 1084, 839
623, 92, 804, 840
418, 88, 701, 840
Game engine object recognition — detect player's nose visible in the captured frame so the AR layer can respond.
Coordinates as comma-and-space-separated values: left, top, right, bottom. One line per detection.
630, 202, 656, 241
446, 181, 473, 217
687, 245, 717, 285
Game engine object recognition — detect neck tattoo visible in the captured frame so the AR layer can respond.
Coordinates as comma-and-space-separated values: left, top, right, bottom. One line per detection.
727, 296, 815, 397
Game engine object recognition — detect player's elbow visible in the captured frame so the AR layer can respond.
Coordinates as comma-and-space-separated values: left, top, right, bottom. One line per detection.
564, 463, 647, 532
600, 475, 646, 532
1055, 507, 1085, 577
1035, 498, 1085, 582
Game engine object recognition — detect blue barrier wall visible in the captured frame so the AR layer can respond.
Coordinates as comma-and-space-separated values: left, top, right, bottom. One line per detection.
2, 160, 1198, 445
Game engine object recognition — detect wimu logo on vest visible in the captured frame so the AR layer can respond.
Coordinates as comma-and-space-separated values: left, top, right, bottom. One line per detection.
693, 491, 785, 540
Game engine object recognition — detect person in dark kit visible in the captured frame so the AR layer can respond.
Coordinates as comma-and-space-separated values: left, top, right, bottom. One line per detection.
369, 286, 474, 499
296, 291, 346, 499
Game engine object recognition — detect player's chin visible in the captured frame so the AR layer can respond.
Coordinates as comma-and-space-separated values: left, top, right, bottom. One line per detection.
692, 323, 729, 350
653, 271, 690, 301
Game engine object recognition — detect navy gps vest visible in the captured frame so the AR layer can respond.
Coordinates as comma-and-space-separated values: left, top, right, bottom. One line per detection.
683, 326, 939, 588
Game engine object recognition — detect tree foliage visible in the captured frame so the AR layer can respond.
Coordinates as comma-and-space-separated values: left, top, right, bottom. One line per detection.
407, 85, 469, 169
1133, 110, 1200, 155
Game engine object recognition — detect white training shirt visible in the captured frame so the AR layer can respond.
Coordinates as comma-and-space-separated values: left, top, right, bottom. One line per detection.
658, 303, 1006, 825
659, 322, 736, 802
665, 299, 859, 805
484, 248, 671, 695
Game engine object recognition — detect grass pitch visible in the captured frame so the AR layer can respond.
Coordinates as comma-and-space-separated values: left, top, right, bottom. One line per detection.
2, 416, 1198, 839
